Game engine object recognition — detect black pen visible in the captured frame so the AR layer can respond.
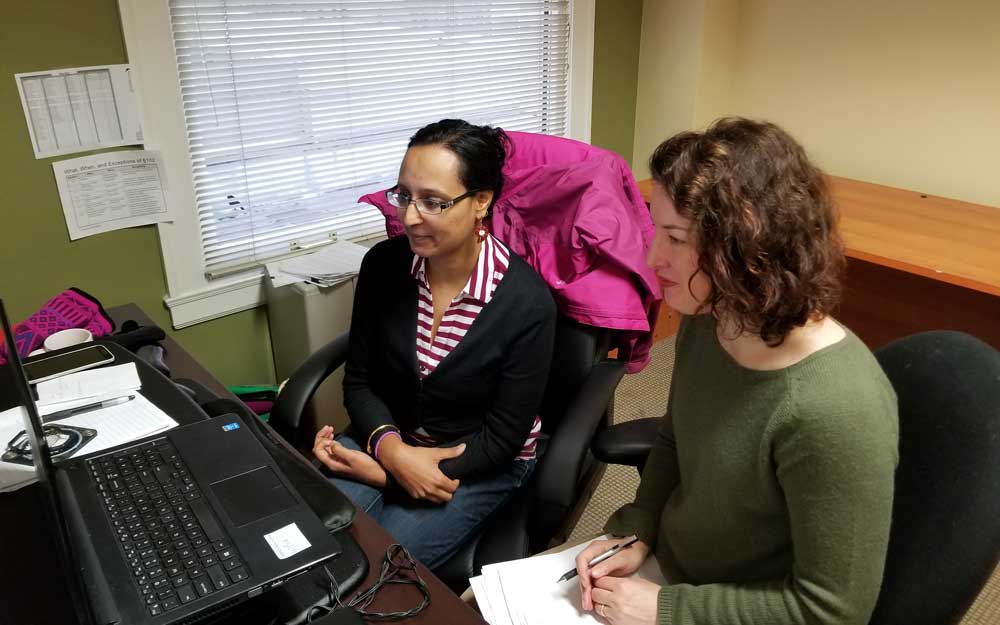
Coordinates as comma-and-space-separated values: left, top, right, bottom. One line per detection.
556, 536, 640, 583
42, 395, 136, 424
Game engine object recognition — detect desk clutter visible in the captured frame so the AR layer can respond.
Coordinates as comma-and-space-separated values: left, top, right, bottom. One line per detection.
470, 536, 666, 625
0, 361, 178, 492
266, 240, 369, 288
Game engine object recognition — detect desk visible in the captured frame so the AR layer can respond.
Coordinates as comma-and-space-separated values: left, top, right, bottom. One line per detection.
637, 177, 1000, 349
0, 303, 484, 625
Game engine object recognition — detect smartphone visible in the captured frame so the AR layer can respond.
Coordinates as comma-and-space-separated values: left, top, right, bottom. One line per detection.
23, 344, 116, 384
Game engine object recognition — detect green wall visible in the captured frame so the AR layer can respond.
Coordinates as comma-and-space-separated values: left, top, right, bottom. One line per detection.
590, 0, 644, 167
0, 1, 275, 386
0, 1, 642, 387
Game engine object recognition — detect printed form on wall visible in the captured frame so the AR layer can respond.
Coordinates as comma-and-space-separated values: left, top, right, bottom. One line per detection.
52, 150, 173, 241
15, 64, 142, 159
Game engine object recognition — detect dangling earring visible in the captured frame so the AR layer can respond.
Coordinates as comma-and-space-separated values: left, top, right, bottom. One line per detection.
475, 220, 490, 243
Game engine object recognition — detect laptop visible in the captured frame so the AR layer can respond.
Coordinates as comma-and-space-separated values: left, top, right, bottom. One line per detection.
0, 300, 343, 625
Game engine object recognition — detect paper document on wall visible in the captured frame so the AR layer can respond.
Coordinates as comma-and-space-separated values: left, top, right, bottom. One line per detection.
471, 536, 667, 625
52, 150, 172, 240
15, 64, 142, 159
0, 393, 178, 492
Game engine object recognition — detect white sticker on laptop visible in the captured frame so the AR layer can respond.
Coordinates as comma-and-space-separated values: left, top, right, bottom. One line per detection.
264, 523, 311, 560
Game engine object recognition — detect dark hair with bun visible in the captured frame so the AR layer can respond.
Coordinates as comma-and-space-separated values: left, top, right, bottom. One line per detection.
408, 119, 509, 212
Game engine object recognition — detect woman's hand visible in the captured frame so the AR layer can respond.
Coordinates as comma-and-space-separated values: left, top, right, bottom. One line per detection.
312, 426, 387, 488
378, 436, 465, 503
590, 576, 661, 625
576, 538, 651, 611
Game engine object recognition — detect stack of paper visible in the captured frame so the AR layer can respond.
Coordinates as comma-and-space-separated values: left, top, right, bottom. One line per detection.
266, 240, 369, 288
471, 536, 667, 625
0, 363, 179, 492
35, 361, 143, 408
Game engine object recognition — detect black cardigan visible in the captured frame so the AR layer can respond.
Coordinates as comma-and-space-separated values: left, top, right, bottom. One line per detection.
343, 235, 556, 480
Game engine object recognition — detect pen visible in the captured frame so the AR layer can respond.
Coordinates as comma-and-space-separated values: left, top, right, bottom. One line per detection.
42, 395, 136, 424
556, 536, 640, 583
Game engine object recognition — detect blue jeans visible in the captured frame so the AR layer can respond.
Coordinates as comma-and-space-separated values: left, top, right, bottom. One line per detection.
329, 434, 536, 570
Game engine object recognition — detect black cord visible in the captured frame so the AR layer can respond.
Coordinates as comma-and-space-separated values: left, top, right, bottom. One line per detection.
3, 424, 88, 463
304, 544, 431, 622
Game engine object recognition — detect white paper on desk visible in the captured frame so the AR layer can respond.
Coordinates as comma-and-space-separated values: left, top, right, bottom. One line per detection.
53, 150, 171, 241
36, 362, 141, 406
474, 536, 667, 625
51, 393, 178, 454
0, 393, 178, 492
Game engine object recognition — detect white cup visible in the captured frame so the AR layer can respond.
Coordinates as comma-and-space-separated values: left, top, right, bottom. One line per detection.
43, 328, 94, 352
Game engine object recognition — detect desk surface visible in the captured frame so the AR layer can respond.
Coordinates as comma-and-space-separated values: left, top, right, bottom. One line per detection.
636, 176, 1000, 297
113, 305, 485, 625
0, 304, 484, 625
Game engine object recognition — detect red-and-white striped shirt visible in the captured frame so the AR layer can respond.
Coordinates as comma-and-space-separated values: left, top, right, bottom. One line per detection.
409, 234, 541, 460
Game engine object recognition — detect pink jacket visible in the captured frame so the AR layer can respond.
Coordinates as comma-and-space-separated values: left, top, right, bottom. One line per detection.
359, 131, 661, 372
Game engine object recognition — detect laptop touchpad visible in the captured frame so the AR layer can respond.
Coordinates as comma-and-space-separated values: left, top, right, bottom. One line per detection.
211, 466, 297, 527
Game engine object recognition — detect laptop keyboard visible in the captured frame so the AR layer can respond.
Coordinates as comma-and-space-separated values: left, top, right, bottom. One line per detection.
87, 440, 251, 618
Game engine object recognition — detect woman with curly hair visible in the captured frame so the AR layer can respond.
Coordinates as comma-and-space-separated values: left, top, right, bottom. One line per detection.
575, 118, 898, 625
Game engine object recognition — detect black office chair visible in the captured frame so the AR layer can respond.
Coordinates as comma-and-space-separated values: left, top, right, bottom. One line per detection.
591, 330, 1000, 625
269, 315, 625, 591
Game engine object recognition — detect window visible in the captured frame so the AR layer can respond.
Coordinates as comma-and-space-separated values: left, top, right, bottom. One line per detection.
120, 0, 593, 327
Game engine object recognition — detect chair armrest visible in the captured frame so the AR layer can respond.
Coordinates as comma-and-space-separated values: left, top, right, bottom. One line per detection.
591, 418, 659, 468
269, 331, 350, 449
533, 360, 625, 515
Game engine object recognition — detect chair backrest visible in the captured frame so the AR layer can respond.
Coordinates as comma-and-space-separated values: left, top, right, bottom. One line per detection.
538, 316, 611, 434
520, 316, 620, 551
868, 331, 1000, 625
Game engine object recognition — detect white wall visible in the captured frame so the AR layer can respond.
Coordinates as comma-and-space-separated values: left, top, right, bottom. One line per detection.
632, 0, 1000, 207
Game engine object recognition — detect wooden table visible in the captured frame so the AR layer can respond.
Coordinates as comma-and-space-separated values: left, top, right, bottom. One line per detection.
637, 177, 1000, 349
0, 305, 484, 625
108, 305, 485, 625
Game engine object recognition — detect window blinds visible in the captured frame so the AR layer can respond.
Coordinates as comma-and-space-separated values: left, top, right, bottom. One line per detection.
167, 0, 571, 277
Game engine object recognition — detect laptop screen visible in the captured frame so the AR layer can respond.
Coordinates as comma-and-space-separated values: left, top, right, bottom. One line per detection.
0, 299, 93, 623
0, 300, 58, 484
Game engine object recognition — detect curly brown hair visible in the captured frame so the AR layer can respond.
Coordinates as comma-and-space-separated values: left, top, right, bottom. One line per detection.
649, 117, 845, 346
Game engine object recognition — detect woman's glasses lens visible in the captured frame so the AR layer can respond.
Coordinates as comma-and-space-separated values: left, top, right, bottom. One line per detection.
386, 190, 443, 215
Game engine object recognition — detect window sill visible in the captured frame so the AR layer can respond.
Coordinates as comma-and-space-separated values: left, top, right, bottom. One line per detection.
163, 232, 387, 328
164, 271, 266, 329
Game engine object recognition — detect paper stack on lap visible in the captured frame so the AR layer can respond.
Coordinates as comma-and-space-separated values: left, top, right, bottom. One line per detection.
471, 536, 667, 625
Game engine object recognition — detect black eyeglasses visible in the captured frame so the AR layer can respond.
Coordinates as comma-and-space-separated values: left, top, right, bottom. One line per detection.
386, 188, 481, 215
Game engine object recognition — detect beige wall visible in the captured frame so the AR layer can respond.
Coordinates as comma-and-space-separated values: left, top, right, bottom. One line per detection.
591, 0, 644, 166
633, 0, 1000, 208
632, 0, 706, 178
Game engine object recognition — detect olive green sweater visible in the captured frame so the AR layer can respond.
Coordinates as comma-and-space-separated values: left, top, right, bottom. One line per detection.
606, 315, 898, 625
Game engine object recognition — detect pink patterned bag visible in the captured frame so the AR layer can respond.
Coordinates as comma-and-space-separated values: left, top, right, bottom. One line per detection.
0, 288, 114, 364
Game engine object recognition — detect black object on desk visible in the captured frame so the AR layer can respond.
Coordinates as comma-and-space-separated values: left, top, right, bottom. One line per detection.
0, 339, 366, 625
42, 394, 135, 423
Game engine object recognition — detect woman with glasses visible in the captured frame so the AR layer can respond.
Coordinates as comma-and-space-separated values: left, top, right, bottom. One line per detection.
311, 119, 556, 570
573, 118, 898, 625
